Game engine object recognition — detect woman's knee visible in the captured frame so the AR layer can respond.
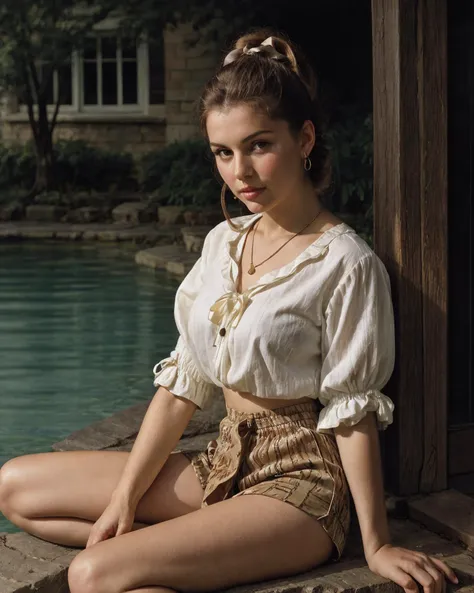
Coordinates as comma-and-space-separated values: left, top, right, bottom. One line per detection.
68, 548, 122, 593
0, 455, 41, 520
0, 457, 24, 518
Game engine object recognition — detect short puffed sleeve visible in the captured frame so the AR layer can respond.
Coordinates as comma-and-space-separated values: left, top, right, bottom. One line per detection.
317, 253, 395, 433
152, 229, 219, 409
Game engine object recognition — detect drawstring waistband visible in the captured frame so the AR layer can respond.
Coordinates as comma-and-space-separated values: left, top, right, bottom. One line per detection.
225, 400, 319, 429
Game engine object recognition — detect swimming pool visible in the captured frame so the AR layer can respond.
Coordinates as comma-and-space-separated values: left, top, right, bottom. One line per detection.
0, 241, 180, 532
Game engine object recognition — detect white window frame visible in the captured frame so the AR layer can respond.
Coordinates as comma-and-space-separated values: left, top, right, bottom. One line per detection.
79, 35, 149, 113
19, 33, 154, 117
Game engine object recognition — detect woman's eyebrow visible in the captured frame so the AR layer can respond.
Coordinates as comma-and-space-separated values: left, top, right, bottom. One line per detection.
209, 129, 273, 147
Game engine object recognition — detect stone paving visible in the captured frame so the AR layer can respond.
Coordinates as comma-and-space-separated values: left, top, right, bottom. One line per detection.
0, 221, 201, 279
2, 394, 474, 593
3, 221, 474, 591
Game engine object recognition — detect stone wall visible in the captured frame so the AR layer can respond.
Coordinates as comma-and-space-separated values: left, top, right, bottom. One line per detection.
0, 23, 221, 154
1, 118, 166, 156
164, 23, 220, 143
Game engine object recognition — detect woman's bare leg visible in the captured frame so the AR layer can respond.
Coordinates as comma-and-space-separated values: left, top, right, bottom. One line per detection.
67, 495, 334, 593
0, 450, 203, 547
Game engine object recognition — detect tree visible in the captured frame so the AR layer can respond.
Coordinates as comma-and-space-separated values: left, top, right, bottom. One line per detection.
0, 0, 116, 196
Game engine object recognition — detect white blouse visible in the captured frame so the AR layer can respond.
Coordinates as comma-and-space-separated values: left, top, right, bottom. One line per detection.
153, 213, 395, 433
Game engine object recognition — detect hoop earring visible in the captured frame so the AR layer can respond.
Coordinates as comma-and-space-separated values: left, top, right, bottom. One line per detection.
304, 156, 312, 172
220, 183, 240, 230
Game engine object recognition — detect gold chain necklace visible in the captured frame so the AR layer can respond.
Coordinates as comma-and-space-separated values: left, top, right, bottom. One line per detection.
248, 208, 324, 275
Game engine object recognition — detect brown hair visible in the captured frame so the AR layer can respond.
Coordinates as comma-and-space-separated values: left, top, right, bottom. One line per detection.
199, 29, 331, 195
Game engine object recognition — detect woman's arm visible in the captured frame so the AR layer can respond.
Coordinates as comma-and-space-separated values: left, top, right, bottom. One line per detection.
334, 412, 458, 593
112, 386, 197, 507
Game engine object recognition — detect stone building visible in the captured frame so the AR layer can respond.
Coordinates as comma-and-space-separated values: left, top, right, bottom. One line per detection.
0, 21, 220, 155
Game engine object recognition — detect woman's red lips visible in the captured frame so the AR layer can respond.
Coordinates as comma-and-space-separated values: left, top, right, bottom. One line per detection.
239, 187, 265, 201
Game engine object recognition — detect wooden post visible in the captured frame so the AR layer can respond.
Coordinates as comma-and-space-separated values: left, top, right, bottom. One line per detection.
371, 0, 448, 495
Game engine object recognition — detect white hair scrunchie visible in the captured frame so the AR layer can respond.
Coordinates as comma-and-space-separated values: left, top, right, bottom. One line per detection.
223, 36, 287, 67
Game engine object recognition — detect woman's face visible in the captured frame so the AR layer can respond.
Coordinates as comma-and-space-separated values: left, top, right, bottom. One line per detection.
206, 103, 314, 215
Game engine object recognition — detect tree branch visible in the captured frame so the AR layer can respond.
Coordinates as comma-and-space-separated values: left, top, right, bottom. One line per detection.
50, 89, 61, 134
20, 61, 39, 145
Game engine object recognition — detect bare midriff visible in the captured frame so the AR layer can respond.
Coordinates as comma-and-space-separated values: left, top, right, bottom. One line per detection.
222, 386, 314, 413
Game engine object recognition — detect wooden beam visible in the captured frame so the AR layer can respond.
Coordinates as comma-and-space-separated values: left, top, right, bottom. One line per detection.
418, 0, 448, 493
371, 0, 447, 494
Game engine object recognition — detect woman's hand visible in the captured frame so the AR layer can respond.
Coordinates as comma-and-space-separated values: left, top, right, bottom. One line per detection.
86, 494, 136, 548
367, 544, 458, 593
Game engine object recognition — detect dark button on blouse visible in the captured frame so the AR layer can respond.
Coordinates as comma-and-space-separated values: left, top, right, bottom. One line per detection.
219, 327, 226, 337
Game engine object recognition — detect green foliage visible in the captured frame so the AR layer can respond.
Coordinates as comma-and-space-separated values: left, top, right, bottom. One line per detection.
54, 140, 136, 192
0, 140, 136, 194
140, 139, 219, 207
139, 142, 195, 193
0, 144, 36, 190
0, 1, 116, 96
325, 109, 373, 216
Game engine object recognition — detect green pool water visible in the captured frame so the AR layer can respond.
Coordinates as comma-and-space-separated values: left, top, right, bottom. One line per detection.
0, 241, 180, 532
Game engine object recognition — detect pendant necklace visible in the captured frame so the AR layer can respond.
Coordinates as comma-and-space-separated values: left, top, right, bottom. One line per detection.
248, 208, 324, 275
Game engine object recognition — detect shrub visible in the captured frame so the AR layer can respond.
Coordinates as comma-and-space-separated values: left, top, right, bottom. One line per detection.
140, 139, 220, 208
0, 140, 137, 195
54, 140, 137, 193
0, 143, 35, 190
325, 109, 373, 217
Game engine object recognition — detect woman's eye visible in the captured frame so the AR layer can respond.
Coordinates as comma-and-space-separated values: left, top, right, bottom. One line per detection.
214, 149, 232, 158
252, 141, 269, 152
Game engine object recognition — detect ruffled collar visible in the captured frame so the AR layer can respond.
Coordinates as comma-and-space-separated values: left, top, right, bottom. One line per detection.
208, 213, 356, 330
221, 213, 356, 295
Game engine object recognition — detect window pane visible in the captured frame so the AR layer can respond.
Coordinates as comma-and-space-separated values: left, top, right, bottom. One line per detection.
122, 61, 137, 104
121, 38, 137, 59
83, 38, 97, 60
102, 62, 118, 105
101, 37, 117, 60
83, 62, 97, 104
58, 63, 72, 105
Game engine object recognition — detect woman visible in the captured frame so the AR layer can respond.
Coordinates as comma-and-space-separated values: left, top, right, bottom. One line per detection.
0, 30, 458, 593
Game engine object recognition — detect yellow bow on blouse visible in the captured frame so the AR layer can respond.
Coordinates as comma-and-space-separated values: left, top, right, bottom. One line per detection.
208, 292, 251, 329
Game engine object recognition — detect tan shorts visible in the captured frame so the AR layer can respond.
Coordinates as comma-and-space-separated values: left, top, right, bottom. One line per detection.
180, 401, 350, 559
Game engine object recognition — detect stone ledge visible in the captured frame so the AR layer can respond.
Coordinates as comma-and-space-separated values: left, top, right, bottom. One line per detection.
135, 244, 199, 277
0, 532, 78, 593
0, 222, 183, 251
409, 489, 474, 551
1, 526, 472, 593
52, 396, 226, 453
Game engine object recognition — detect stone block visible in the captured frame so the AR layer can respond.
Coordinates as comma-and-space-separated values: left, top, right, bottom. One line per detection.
0, 201, 25, 222
0, 541, 60, 584
21, 230, 57, 240
62, 207, 105, 224
25, 205, 68, 222
166, 90, 199, 102
53, 402, 149, 452
112, 202, 156, 224
166, 113, 196, 125
181, 101, 198, 113
135, 244, 199, 277
181, 226, 212, 253
183, 78, 206, 92
157, 206, 186, 225
177, 43, 206, 59
1, 533, 77, 566
166, 260, 188, 276
409, 489, 474, 550
54, 230, 83, 241
166, 56, 187, 70
186, 56, 219, 70
166, 124, 200, 144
